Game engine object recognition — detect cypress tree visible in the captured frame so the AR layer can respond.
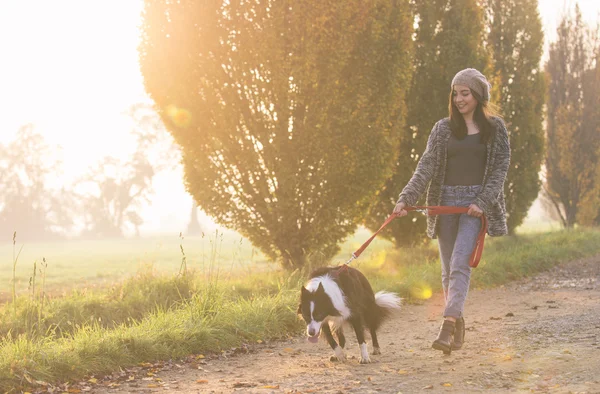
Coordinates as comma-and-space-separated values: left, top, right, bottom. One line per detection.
365, 0, 488, 247
487, 0, 545, 233
139, 0, 413, 269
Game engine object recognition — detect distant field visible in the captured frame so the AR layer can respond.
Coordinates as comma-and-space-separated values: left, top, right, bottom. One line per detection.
0, 227, 393, 301
0, 230, 272, 301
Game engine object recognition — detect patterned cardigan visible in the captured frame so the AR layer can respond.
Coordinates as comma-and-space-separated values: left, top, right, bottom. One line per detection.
397, 116, 511, 238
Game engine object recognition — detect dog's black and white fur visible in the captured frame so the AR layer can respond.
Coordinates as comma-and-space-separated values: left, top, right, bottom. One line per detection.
297, 266, 401, 364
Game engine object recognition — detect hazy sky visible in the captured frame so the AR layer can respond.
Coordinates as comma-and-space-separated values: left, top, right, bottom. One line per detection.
0, 0, 598, 235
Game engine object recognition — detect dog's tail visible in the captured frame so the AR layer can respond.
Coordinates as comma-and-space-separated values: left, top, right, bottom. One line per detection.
375, 291, 402, 311
370, 291, 402, 330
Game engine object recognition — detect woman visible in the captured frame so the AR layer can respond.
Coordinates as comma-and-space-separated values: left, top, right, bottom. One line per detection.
393, 68, 510, 354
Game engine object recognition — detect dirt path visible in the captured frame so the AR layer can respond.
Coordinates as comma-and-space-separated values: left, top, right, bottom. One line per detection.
93, 257, 600, 394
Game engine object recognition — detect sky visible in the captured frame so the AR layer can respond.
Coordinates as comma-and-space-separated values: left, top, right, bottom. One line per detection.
0, 0, 599, 236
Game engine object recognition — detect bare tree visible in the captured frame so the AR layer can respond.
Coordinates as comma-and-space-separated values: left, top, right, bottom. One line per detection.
0, 125, 74, 241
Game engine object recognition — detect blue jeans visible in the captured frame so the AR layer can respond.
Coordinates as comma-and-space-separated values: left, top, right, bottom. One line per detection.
438, 185, 482, 319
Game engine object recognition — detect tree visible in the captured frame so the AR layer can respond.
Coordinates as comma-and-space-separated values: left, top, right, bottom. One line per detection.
487, 0, 545, 233
365, 0, 488, 247
186, 201, 203, 236
573, 42, 600, 226
139, 0, 414, 269
544, 6, 599, 228
0, 125, 74, 241
78, 105, 178, 238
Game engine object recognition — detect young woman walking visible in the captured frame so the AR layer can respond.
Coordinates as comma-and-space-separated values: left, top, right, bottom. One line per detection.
393, 68, 511, 354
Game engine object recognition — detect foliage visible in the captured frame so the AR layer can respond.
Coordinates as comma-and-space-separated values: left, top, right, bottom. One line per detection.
544, 6, 600, 228
365, 0, 488, 247
487, 0, 546, 234
139, 0, 415, 269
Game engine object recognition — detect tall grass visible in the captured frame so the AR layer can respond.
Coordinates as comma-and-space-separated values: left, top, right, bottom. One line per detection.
12, 232, 24, 317
1, 228, 599, 391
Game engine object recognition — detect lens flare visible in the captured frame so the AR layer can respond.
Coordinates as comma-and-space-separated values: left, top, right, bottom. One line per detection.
166, 104, 192, 128
410, 282, 433, 300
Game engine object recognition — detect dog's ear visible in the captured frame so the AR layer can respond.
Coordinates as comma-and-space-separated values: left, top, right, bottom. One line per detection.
316, 282, 325, 294
301, 286, 310, 297
298, 286, 309, 315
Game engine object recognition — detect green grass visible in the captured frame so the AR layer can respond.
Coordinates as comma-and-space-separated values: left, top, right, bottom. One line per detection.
1, 226, 600, 392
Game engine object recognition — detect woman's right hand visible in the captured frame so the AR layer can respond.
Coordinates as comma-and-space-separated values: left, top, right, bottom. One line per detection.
393, 201, 408, 217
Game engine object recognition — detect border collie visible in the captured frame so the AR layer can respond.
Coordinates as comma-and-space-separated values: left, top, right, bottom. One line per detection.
297, 265, 401, 364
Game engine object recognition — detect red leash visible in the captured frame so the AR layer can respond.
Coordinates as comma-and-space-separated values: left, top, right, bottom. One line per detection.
345, 206, 488, 268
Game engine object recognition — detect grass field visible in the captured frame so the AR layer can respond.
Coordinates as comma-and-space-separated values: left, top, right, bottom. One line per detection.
0, 215, 564, 301
0, 227, 394, 301
0, 230, 271, 301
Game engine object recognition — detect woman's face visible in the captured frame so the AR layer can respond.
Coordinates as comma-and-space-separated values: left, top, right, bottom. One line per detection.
452, 84, 478, 118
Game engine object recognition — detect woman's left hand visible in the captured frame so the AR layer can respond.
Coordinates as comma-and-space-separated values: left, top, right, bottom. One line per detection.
467, 203, 483, 218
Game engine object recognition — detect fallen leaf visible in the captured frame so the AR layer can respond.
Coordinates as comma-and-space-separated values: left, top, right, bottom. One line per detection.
197, 380, 209, 384
261, 385, 280, 389
398, 370, 409, 375
196, 354, 205, 359
88, 378, 98, 384
283, 348, 294, 352
423, 385, 434, 389
232, 382, 257, 388
442, 383, 452, 387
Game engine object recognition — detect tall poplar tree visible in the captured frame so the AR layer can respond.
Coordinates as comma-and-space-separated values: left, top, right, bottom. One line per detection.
365, 0, 488, 247
545, 6, 599, 228
139, 0, 414, 269
487, 0, 545, 233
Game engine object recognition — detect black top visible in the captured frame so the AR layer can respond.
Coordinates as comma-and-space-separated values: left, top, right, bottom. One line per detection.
444, 132, 486, 186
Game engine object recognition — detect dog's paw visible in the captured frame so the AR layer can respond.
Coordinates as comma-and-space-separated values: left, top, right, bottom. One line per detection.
330, 346, 346, 362
372, 347, 381, 355
358, 343, 371, 364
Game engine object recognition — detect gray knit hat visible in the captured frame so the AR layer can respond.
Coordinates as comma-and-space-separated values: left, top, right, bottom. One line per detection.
451, 68, 491, 102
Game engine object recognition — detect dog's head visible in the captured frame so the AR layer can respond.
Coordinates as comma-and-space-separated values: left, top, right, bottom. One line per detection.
297, 282, 340, 343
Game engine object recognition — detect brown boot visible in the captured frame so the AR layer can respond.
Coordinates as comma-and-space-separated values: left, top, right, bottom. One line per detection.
453, 317, 465, 350
432, 320, 455, 354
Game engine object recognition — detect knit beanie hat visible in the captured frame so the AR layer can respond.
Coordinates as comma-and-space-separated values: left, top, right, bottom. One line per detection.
451, 68, 491, 102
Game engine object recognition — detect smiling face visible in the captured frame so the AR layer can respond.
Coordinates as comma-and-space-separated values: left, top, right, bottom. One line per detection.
452, 84, 478, 118
298, 283, 340, 342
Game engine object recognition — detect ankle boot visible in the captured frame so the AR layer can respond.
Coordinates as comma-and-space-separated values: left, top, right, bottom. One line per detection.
432, 320, 455, 354
453, 317, 465, 350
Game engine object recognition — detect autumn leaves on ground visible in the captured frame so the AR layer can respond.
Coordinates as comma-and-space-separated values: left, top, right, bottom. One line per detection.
2, 229, 600, 393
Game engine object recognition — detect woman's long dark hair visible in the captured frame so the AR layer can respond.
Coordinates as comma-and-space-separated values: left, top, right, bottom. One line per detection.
448, 89, 500, 144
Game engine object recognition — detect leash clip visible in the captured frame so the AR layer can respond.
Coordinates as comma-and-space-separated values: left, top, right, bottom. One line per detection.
414, 208, 428, 216
344, 253, 357, 265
